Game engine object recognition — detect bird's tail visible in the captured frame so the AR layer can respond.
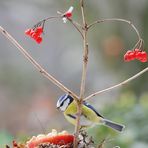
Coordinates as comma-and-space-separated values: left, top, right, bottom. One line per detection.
102, 119, 125, 132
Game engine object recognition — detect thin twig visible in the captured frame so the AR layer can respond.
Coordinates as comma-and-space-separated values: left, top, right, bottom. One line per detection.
69, 19, 83, 29
132, 39, 141, 50
88, 18, 141, 40
33, 16, 60, 28
84, 67, 148, 101
0, 26, 78, 100
34, 14, 84, 39
44, 16, 60, 22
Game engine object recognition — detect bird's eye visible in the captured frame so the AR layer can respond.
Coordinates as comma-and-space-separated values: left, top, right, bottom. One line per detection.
60, 101, 64, 107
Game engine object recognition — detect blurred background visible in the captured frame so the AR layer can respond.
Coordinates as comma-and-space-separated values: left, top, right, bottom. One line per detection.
0, 0, 148, 147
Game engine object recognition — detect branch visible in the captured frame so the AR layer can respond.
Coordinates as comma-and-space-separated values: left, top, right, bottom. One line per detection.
79, 0, 88, 100
73, 0, 88, 147
88, 18, 141, 40
84, 67, 148, 101
0, 26, 78, 100
33, 14, 84, 39
35, 16, 60, 26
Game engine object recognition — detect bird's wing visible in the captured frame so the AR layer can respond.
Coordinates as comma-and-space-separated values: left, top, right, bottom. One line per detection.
65, 113, 93, 126
64, 113, 76, 125
83, 101, 104, 118
81, 101, 104, 123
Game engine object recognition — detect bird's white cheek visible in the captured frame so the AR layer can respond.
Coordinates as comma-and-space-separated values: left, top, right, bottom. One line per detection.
60, 100, 69, 111
60, 105, 66, 111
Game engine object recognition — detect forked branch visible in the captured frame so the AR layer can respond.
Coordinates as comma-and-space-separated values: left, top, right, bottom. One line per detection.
0, 26, 78, 100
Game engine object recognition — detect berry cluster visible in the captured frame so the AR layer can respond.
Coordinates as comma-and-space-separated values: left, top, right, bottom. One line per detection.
25, 26, 43, 44
124, 48, 148, 62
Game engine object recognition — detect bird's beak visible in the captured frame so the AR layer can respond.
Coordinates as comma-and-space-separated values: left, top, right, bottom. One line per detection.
56, 106, 60, 110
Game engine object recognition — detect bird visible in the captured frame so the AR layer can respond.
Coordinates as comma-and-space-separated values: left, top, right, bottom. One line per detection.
56, 94, 125, 132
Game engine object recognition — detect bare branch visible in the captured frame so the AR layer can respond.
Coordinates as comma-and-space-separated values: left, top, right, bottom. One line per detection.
84, 67, 148, 101
36, 16, 60, 26
0, 26, 78, 100
88, 18, 141, 40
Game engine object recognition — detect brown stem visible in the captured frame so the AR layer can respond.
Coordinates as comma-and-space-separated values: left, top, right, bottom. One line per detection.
73, 0, 89, 147
88, 18, 141, 40
0, 26, 78, 100
84, 67, 148, 101
79, 1, 88, 100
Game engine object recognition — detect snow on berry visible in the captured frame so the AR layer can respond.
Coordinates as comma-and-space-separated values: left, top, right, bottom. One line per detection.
65, 6, 74, 18
62, 6, 74, 23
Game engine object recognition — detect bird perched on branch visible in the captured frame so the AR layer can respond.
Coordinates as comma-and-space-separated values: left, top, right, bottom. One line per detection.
57, 94, 125, 132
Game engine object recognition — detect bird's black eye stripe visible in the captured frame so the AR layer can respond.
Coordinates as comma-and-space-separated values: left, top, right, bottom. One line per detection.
60, 101, 64, 107
59, 94, 74, 106
58, 94, 68, 107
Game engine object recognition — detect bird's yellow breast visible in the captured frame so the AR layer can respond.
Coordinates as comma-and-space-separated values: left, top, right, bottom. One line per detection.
64, 101, 77, 114
63, 101, 103, 126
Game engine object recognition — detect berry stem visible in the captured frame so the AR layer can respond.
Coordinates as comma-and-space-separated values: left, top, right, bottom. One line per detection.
88, 18, 141, 41
42, 16, 61, 23
132, 39, 142, 50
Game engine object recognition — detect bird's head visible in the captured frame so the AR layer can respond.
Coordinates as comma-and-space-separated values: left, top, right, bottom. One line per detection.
56, 94, 74, 112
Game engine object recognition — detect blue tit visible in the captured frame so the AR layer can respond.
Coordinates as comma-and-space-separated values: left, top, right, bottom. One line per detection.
57, 94, 125, 132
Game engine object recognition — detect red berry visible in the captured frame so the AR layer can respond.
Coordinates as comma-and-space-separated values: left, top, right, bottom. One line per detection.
126, 50, 133, 54
30, 29, 35, 37
32, 33, 38, 40
134, 49, 141, 58
25, 29, 31, 35
36, 36, 42, 44
134, 48, 140, 53
135, 51, 141, 59
124, 50, 135, 62
128, 52, 135, 60
140, 51, 147, 58
65, 12, 72, 18
124, 54, 130, 62
138, 51, 147, 62
140, 58, 147, 62
36, 27, 43, 35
